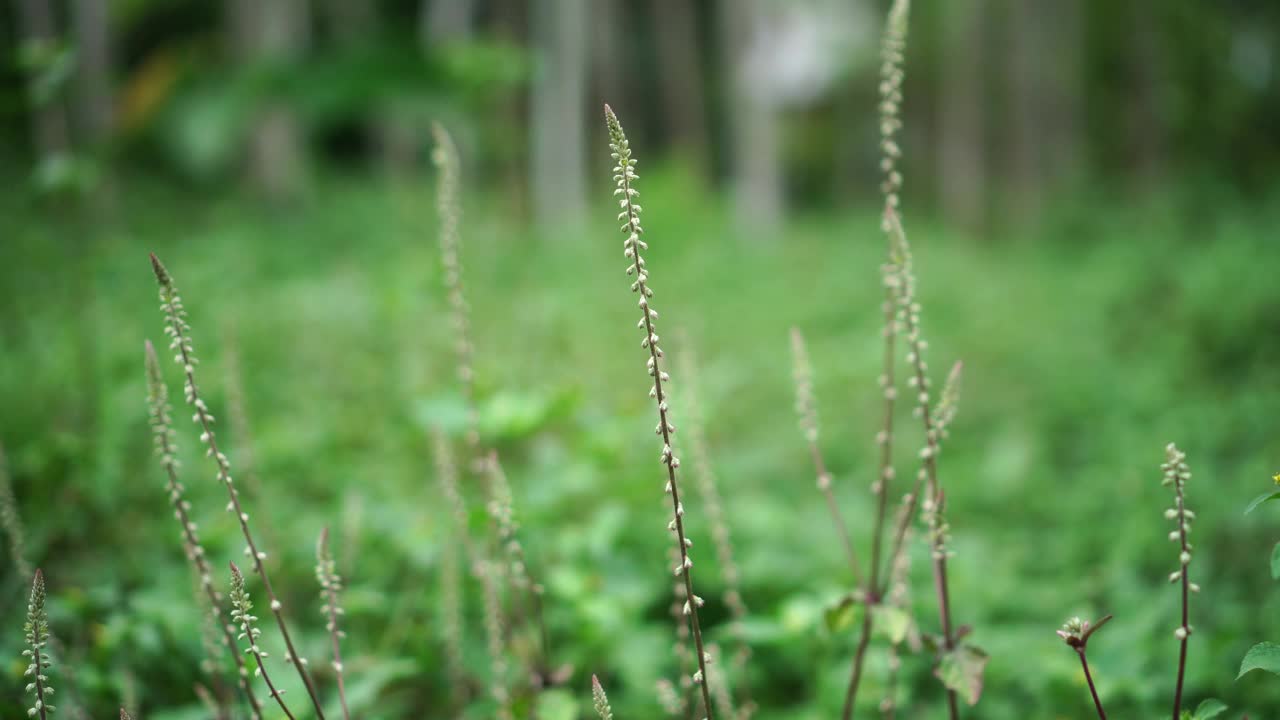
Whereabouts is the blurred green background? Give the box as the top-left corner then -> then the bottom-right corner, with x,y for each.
2,1 -> 1280,718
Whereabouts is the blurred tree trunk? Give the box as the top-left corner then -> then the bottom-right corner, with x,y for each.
16,0 -> 72,162
653,0 -> 709,177
1005,0 -> 1082,226
229,0 -> 310,202
936,0 -> 987,233
719,0 -> 783,235
422,0 -> 475,44
71,0 -> 113,145
1129,0 -> 1166,187
531,0 -> 588,229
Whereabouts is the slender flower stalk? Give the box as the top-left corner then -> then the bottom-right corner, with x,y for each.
432,428 -> 503,713
23,569 -> 54,719
145,339 -> 263,719
431,123 -> 480,452
605,103 -> 714,720
316,528 -> 351,720
877,203 -> 964,718
480,557 -> 512,720
429,426 -> 471,709
879,515 -> 915,720
432,124 -> 552,683
592,674 -> 615,720
664,544 -> 695,717
705,644 -> 737,720
149,253 -> 326,719
228,562 -> 295,718
1056,615 -> 1113,720
789,328 -> 862,585
678,341 -> 752,710
484,453 -> 551,675
1162,444 -> 1197,720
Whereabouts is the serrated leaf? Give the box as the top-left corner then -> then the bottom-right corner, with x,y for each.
1245,491 -> 1280,515
935,644 -> 988,706
1238,642 -> 1280,679
1192,698 -> 1228,719
872,605 -> 911,645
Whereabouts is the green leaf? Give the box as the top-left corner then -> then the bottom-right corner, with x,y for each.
1238,642 -> 1280,679
1272,543 -> 1280,580
823,593 -> 863,634
872,605 -> 912,645
1245,491 -> 1280,515
535,689 -> 579,720
935,643 -> 989,706
1192,698 -> 1229,719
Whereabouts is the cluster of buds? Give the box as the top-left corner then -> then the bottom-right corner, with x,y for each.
23,569 -> 55,718
592,675 -> 614,720
1055,614 -> 1112,651
1162,443 -> 1199,638
315,529 -> 347,667
229,563 -> 268,672
878,0 -> 910,209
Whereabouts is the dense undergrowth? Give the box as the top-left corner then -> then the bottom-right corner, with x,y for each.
1,163 -> 1279,717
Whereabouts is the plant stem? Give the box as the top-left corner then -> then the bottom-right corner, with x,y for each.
606,104 -> 714,719
317,528 -> 352,720
885,207 -> 961,719
229,562 -> 295,720
147,340 -> 263,719
1078,650 -> 1107,720
1173,550 -> 1190,720
151,254 -> 326,719
840,230 -> 904,720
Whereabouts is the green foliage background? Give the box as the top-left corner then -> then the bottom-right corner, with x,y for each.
1,166 -> 1279,717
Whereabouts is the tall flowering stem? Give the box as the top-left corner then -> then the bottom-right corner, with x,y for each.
23,569 -> 54,719
228,562 -> 294,718
431,124 -> 551,682
790,328 -> 862,585
604,103 -> 714,720
430,123 -> 480,451
679,342 -> 752,713
429,427 -> 470,709
1162,444 -> 1197,720
431,429 -> 507,717
145,340 -> 263,720
149,253 -> 327,719
316,528 -> 351,720
484,453 -> 551,674
834,3 -> 912,715
882,206 -> 961,719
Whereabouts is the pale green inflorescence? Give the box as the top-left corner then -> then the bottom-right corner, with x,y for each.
1163,443 -> 1199,638
879,0 -> 911,212
315,529 -> 347,663
606,103 -> 713,719
23,569 -> 55,718
592,675 -> 614,720
229,562 -> 268,670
